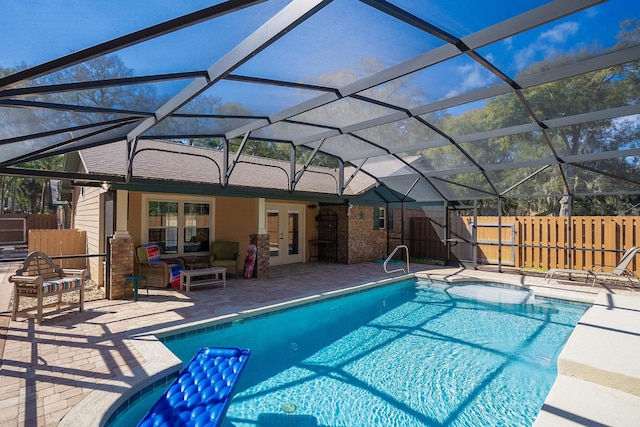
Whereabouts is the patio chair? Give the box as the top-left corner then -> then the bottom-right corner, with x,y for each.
545,246 -> 639,287
209,241 -> 240,277
136,244 -> 183,288
588,246 -> 639,287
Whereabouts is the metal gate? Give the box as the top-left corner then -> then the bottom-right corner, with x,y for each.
314,213 -> 338,262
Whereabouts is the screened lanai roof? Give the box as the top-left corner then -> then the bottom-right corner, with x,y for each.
1,0 -> 639,204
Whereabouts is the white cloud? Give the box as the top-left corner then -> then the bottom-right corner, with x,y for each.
513,21 -> 580,71
539,22 -> 579,44
445,62 -> 495,98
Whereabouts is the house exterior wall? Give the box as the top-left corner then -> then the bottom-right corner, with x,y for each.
129,194 -> 317,277
72,183 -> 436,286
347,205 -> 387,264
72,186 -> 104,285
316,204 -> 433,265
128,192 -> 143,244
215,197 -> 257,251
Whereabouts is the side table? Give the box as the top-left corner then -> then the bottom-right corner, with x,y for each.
125,275 -> 148,301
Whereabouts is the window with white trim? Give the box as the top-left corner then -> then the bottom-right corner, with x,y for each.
143,195 -> 213,255
378,207 -> 386,230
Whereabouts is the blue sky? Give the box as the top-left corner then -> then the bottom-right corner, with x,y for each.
1,0 -> 637,109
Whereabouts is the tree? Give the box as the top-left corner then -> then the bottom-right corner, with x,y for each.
422,18 -> 640,215
1,56 -> 157,212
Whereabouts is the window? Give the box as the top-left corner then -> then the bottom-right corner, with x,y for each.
148,201 -> 178,254
378,207 -> 386,230
144,196 -> 213,255
184,203 -> 210,253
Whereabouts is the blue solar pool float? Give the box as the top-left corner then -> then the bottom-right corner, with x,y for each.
138,347 -> 251,427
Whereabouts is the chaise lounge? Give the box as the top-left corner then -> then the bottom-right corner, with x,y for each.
545,246 -> 639,287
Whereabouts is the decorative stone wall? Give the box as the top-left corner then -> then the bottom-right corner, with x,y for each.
347,205 -> 387,263
109,236 -> 134,300
249,233 -> 270,278
317,205 -> 385,264
316,205 -> 432,264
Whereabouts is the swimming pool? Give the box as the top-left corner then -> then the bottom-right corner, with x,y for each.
108,278 -> 587,426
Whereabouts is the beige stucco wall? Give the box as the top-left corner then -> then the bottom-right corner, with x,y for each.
128,192 -> 142,245
214,196 -> 257,251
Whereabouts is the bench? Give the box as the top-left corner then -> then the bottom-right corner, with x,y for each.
180,267 -> 226,292
10,251 -> 86,324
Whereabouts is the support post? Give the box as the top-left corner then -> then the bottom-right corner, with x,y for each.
473,200 -> 478,270
497,197 -> 503,273
567,194 -> 573,270
108,189 -> 132,299
249,233 -> 270,278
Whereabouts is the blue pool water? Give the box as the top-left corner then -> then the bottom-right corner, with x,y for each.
109,279 -> 587,427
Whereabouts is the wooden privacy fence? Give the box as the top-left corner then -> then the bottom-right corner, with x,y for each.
411,216 -> 640,277
28,229 -> 87,269
0,213 -> 57,243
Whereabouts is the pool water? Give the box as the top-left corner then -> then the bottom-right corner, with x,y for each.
110,279 -> 587,427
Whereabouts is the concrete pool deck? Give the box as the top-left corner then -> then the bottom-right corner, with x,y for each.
0,261 -> 639,426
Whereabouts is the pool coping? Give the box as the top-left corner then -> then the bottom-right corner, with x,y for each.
61,270 -> 608,426
533,291 -> 640,426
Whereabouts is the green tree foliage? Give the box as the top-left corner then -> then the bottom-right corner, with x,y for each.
1,56 -> 155,212
422,19 -> 640,215
2,19 -> 638,214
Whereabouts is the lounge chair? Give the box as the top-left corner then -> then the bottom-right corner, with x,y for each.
545,247 -> 639,287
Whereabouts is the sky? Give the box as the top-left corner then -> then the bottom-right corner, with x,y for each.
0,0 -> 638,109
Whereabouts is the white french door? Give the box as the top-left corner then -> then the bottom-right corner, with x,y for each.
266,203 -> 304,265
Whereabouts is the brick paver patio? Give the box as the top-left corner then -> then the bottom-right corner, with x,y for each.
0,260 -> 633,426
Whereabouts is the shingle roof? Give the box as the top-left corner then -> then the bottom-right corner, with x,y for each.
79,139 -> 378,197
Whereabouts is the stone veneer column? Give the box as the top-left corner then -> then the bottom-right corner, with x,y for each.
109,236 -> 134,300
249,233 -> 270,278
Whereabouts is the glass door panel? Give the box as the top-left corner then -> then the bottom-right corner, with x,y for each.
288,211 -> 299,255
267,210 -> 280,257
266,203 -> 304,265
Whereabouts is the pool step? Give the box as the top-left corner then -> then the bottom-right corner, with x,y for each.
534,292 -> 640,426
557,292 -> 640,397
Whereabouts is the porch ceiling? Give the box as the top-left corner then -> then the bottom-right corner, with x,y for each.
0,0 -> 639,203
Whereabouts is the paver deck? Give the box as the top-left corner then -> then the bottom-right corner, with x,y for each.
1,261 -> 638,426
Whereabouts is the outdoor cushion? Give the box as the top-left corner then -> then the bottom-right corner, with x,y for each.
42,277 -> 83,293
210,242 -> 240,277
144,244 -> 162,263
